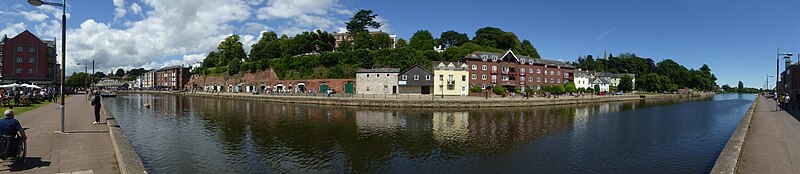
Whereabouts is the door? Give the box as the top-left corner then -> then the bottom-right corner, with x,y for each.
392,86 -> 397,94
319,84 -> 329,93
461,85 -> 467,96
421,86 -> 431,94
344,82 -> 354,94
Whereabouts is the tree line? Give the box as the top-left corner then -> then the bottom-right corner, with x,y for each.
193,9 -> 543,80
573,54 -> 717,92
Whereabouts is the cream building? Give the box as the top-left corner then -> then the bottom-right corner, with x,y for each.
433,61 -> 470,96
356,68 -> 400,94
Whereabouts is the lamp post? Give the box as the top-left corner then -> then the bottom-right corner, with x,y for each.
77,61 -> 86,98
777,48 -> 793,111
28,0 -> 66,133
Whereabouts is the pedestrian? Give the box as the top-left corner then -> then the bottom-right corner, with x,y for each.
90,91 -> 101,124
785,95 -> 791,110
779,94 -> 786,110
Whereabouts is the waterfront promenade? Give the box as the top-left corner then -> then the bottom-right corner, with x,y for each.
0,95 -> 119,174
737,96 -> 800,173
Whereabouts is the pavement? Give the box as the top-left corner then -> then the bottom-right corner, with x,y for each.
0,94 -> 119,174
738,96 -> 800,174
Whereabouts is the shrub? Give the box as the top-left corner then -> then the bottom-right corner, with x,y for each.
492,85 -> 507,95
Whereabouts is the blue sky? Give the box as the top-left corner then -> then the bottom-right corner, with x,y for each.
1,0 -> 798,88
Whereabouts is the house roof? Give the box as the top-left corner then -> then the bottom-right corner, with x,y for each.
591,77 -> 611,84
463,51 -> 575,68
357,68 -> 400,73
432,61 -> 468,70
158,65 -> 188,71
399,65 -> 432,75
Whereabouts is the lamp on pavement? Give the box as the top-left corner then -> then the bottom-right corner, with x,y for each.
27,0 -> 67,133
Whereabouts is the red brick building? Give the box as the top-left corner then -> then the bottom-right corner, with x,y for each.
463,50 -> 575,92
0,30 -> 57,84
155,65 -> 190,90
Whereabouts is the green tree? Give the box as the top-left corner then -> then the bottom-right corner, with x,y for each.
738,81 -> 744,93
396,38 -> 408,48
228,59 -> 241,75
618,74 -> 634,92
565,81 -> 576,93
249,31 -> 281,61
338,40 -> 353,51
218,35 -> 246,66
518,39 -> 540,58
594,84 -> 601,92
346,9 -> 382,33
438,30 -> 469,48
555,85 -> 566,94
352,31 -> 373,50
493,85 -> 507,95
203,51 -> 219,67
371,32 -> 394,49
409,30 -> 436,50
115,68 -> 125,77
473,27 -> 505,49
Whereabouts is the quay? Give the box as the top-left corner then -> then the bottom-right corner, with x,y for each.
713,95 -> 800,173
0,94 -> 144,174
125,91 -> 713,108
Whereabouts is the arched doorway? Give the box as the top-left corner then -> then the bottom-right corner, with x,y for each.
344,82 -> 354,94
319,83 -> 329,93
297,83 -> 306,93
275,84 -> 285,93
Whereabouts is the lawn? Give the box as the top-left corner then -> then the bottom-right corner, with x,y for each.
0,95 -> 71,116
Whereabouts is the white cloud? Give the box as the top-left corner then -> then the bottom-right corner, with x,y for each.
113,0 -> 126,19
130,3 -> 142,15
241,22 -> 271,34
371,16 -> 391,33
20,11 -> 48,22
62,0 -> 251,74
256,0 -> 335,19
0,23 -> 26,37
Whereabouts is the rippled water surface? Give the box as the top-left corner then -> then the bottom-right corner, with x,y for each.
105,93 -> 756,173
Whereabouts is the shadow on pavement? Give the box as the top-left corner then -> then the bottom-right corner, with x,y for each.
67,130 -> 109,134
7,157 -> 51,172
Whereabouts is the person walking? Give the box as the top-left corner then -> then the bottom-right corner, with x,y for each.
90,91 -> 101,124
785,95 -> 791,110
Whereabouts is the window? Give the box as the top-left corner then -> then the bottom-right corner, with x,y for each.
529,68 -> 533,74
15,68 -> 21,74
491,75 -> 497,81
519,68 -> 525,74
16,46 -> 22,52
472,74 -> 477,80
529,77 -> 533,82
537,77 -> 541,82
482,65 -> 487,70
448,75 -> 454,81
536,69 -> 541,74
550,78 -> 555,83
386,74 -> 390,77
502,76 -> 509,81
462,75 -> 466,81
366,74 -> 370,77
402,75 -> 407,80
492,66 -> 497,72
482,74 -> 487,80
29,47 -> 35,53
481,55 -> 488,61
544,78 -> 548,83
440,75 -> 444,81
472,64 -> 477,70
557,71 -> 561,75
29,58 -> 35,64
551,71 -> 555,75
377,74 -> 380,77
557,78 -> 561,83
426,75 -> 431,80
28,68 -> 33,74
414,75 -> 419,80
564,73 -> 569,78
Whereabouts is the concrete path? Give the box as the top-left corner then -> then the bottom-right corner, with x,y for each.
0,95 -> 118,174
738,96 -> 800,174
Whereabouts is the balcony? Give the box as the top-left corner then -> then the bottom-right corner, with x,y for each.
447,79 -> 455,85
491,71 -> 498,75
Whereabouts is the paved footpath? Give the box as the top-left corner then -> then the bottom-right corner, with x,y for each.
0,95 -> 118,174
738,96 -> 800,174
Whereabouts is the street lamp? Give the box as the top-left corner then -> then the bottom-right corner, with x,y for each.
777,48 -> 793,111
77,61 -> 87,94
28,0 -> 66,133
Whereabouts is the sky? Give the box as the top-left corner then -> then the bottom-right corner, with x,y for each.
1,0 -> 798,88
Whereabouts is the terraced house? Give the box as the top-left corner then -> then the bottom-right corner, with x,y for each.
463,50 -> 575,92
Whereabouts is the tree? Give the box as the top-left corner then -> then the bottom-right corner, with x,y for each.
228,59 -> 241,75
352,31 -> 373,50
565,81 -> 576,93
346,9 -> 382,33
371,32 -> 394,49
115,68 -> 125,77
738,81 -> 744,93
493,85 -> 507,95
218,35 -> 246,66
409,30 -> 436,51
249,31 -> 281,61
473,27 -> 505,49
618,74 -> 634,92
338,40 -> 353,52
396,38 -> 408,48
438,30 -> 469,48
555,85 -> 566,94
203,51 -> 219,67
594,84 -> 601,92
518,39 -> 540,58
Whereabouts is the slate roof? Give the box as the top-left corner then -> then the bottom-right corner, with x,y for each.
357,68 -> 400,73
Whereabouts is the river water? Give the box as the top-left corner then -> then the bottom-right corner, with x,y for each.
104,93 -> 755,173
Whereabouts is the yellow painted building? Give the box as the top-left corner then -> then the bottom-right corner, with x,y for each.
433,61 -> 470,96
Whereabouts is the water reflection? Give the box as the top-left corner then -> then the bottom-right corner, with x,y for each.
106,94 -> 747,173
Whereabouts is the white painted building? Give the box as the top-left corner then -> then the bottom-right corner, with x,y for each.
573,69 -> 636,91
142,70 -> 156,89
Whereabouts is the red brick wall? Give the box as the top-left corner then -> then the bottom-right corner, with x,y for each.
2,31 -> 52,81
186,69 -> 355,93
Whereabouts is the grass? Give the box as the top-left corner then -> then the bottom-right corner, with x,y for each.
0,95 -> 72,116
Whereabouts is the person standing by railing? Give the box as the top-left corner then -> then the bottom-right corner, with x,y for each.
90,91 -> 102,124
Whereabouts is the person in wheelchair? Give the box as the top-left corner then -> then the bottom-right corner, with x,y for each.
0,109 -> 25,157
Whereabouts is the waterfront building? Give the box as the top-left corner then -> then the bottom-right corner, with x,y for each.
463,50 -> 575,92
154,65 -> 190,90
590,77 -> 611,92
142,70 -> 156,89
356,68 -> 400,94
574,69 -> 636,91
432,61 -> 469,96
398,65 -> 433,94
0,30 -> 58,85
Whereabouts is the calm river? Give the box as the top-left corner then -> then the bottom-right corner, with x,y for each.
105,93 -> 755,173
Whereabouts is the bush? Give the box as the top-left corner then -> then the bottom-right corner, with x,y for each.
492,85 -> 507,95
470,85 -> 483,93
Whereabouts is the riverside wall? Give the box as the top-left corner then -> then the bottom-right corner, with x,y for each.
122,91 -> 714,108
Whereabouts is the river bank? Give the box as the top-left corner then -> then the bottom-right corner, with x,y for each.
120,91 -> 714,108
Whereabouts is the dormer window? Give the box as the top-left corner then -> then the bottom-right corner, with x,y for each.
481,55 -> 488,61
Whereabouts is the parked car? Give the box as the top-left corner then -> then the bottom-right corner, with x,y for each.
596,92 -> 606,95
614,91 -> 623,95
